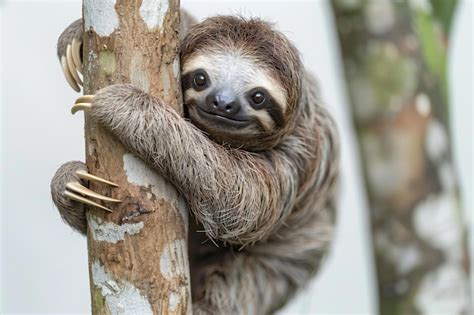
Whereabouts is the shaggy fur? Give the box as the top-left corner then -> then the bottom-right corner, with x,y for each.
181,16 -> 302,151
50,161 -> 88,233
52,12 -> 339,314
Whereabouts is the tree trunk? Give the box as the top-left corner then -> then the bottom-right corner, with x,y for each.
331,0 -> 470,314
81,1 -> 191,313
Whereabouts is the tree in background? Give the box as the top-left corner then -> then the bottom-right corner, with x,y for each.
331,0 -> 470,314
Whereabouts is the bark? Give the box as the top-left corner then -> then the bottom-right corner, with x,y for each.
81,1 -> 191,314
331,0 -> 470,314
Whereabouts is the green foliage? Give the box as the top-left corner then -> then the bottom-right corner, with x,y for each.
430,0 -> 458,34
411,1 -> 458,122
414,11 -> 446,81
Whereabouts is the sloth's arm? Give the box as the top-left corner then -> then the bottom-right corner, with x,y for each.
77,84 -> 300,246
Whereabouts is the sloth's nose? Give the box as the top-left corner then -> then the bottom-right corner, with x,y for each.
207,91 -> 240,115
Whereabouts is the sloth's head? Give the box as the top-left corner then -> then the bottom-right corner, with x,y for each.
180,16 -> 303,151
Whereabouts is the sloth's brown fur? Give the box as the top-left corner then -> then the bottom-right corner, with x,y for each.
52,12 -> 339,314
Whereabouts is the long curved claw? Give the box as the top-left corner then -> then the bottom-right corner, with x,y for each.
76,170 -> 118,187
71,38 -> 83,73
76,95 -> 94,104
61,55 -> 80,92
65,171 -> 120,212
66,182 -> 121,203
71,95 -> 95,114
65,190 -> 113,212
66,44 -> 83,86
71,103 -> 92,114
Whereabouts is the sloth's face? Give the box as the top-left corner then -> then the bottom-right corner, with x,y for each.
181,52 -> 288,147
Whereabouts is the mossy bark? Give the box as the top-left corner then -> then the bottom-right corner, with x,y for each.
82,1 -> 191,314
331,0 -> 470,314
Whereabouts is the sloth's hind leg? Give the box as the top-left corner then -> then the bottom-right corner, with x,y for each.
192,207 -> 334,314
192,251 -> 296,315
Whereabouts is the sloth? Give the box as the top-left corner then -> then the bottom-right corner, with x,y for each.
52,10 -> 339,314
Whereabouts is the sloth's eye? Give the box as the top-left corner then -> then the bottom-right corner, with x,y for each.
194,74 -> 206,86
193,72 -> 207,89
251,91 -> 266,106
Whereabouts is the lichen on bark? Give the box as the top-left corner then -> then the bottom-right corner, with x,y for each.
82,0 -> 191,313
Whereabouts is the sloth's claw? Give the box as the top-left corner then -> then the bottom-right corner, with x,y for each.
64,171 -> 120,212
71,103 -> 92,114
66,182 -> 121,203
64,190 -> 113,212
67,44 -> 83,86
61,42 -> 83,92
61,55 -> 80,92
76,95 -> 94,104
76,170 -> 119,187
71,38 -> 83,73
71,95 -> 94,114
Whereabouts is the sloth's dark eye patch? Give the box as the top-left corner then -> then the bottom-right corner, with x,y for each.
247,88 -> 269,110
192,69 -> 210,91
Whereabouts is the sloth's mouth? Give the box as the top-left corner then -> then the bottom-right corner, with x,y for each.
194,106 -> 252,128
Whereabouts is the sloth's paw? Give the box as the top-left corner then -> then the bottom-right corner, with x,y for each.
52,161 -> 120,214
59,37 -> 83,93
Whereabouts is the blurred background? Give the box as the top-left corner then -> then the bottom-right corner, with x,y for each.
0,0 -> 472,314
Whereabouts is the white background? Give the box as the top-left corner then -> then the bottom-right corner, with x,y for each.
0,0 -> 472,313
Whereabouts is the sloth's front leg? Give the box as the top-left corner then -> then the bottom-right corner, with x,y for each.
71,84 -> 297,245
51,161 -> 121,234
